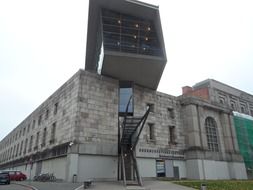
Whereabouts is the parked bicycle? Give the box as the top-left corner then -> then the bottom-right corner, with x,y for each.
33,173 -> 56,182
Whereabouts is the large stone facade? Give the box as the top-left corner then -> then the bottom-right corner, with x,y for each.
0,71 -> 248,181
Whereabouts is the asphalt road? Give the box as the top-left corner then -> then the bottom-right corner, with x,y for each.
0,183 -> 30,190
17,181 -> 83,190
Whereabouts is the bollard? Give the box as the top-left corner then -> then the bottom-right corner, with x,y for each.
200,183 -> 207,190
72,174 -> 77,183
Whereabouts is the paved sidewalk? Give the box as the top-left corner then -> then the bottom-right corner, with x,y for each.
16,181 -> 82,190
75,180 -> 196,190
16,180 -> 196,190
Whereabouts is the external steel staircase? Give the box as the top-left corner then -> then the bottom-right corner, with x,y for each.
119,96 -> 150,186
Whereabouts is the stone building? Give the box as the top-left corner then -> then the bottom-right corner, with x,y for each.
0,0 -> 249,183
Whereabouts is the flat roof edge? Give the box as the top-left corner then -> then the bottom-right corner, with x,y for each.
125,0 -> 159,10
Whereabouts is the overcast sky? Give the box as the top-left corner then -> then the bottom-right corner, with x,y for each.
1,0 -> 253,141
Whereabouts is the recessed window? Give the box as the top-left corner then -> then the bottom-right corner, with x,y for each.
32,120 -> 36,129
148,123 -> 155,141
15,143 -> 19,157
167,108 -> 175,119
230,101 -> 236,110
54,103 -> 58,115
34,132 -> 40,150
38,115 -> 42,126
50,122 -> 56,144
41,128 -> 47,147
240,103 -> 247,114
23,127 -> 26,136
23,138 -> 28,155
19,141 -> 23,156
147,103 -> 155,112
250,110 -> 253,117
28,135 -> 33,152
13,145 -> 16,158
218,94 -> 226,104
205,117 -> 219,152
45,109 -> 49,120
169,126 -> 176,144
27,124 -> 30,133
9,147 -> 13,160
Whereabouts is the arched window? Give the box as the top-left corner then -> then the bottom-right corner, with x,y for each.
205,117 -> 219,152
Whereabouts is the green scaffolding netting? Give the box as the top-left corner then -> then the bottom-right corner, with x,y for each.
233,113 -> 253,170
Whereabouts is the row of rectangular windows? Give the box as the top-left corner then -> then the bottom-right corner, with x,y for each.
147,123 -> 176,144
146,103 -> 175,119
0,122 -> 56,164
218,96 -> 253,116
0,103 -> 59,151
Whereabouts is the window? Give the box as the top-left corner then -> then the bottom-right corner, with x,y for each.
9,147 -> 12,160
218,94 -> 226,104
167,108 -> 175,119
205,117 -> 219,152
28,135 -> 33,152
101,9 -> 162,56
13,145 -> 16,158
45,109 -> 49,120
19,141 -> 23,156
23,127 -> 26,136
219,97 -> 225,104
230,101 -> 236,110
146,103 -> 155,112
119,82 -> 133,116
148,123 -> 155,141
32,120 -> 36,129
27,124 -> 30,133
23,138 -> 28,155
34,132 -> 40,150
240,103 -> 247,114
50,122 -> 56,144
169,126 -> 176,144
38,115 -> 42,126
54,103 -> 58,115
250,109 -> 253,117
19,130 -> 22,138
15,143 -> 19,157
42,128 -> 47,147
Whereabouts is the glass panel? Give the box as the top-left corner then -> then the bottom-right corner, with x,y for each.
102,9 -> 162,56
119,88 -> 133,114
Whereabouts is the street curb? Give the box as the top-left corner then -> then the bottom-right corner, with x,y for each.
74,185 -> 83,190
12,182 -> 39,190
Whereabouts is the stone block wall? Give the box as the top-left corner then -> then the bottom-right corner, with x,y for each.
133,85 -> 185,153
0,70 -> 81,166
74,71 -> 119,156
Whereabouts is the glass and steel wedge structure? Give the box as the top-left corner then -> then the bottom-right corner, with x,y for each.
85,0 -> 167,90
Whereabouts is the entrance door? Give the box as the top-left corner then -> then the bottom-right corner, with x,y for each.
173,166 -> 180,179
35,161 -> 42,176
156,160 -> 165,177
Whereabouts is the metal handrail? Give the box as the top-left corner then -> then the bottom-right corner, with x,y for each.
132,106 -> 150,149
121,95 -> 133,142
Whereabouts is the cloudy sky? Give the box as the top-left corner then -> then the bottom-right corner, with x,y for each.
0,0 -> 253,140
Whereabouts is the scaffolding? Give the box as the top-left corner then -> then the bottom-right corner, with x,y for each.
233,112 -> 253,176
